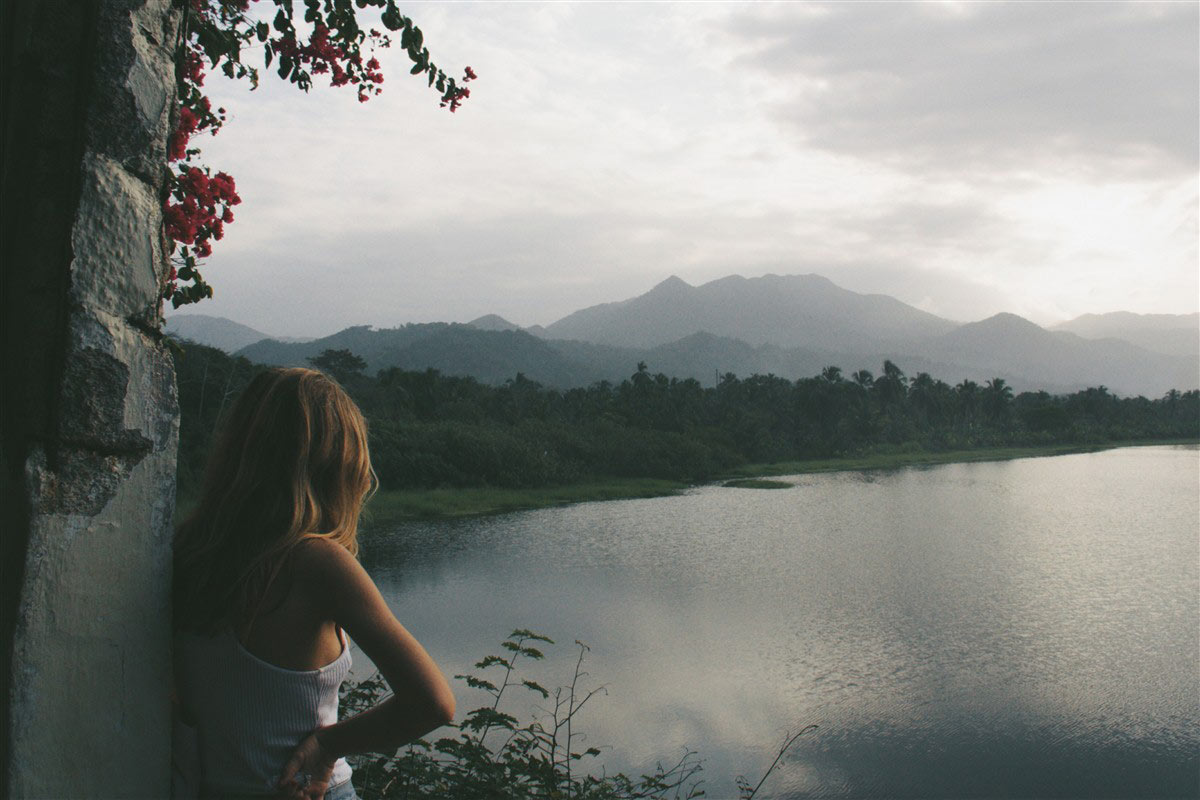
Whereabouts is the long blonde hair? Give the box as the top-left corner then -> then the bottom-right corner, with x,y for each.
174,367 -> 375,633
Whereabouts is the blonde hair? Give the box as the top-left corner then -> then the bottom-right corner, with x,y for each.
174,367 -> 375,633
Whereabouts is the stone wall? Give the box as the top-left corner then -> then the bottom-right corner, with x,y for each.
1,1 -> 180,796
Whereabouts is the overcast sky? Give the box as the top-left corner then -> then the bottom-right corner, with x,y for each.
169,1 -> 1199,339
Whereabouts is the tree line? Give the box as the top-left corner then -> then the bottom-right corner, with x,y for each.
174,343 -> 1200,493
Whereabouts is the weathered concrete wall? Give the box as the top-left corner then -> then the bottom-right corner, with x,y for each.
1,1 -> 180,796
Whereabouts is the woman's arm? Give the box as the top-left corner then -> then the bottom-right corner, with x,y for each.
278,538 -> 455,797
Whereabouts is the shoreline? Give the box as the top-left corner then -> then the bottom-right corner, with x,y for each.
360,438 -> 1198,528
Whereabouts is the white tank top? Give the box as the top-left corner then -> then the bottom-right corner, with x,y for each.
174,628 -> 353,796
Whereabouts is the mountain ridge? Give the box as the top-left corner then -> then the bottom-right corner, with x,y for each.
543,273 -> 958,351
171,273 -> 1198,397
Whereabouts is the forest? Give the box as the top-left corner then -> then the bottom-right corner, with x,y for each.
173,341 -> 1200,495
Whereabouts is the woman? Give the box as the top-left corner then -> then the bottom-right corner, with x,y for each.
173,368 -> 455,799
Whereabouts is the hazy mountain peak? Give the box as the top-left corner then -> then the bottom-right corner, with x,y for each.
651,275 -> 693,293
544,271 -> 958,350
165,313 -> 278,352
1052,311 -> 1199,358
467,314 -> 521,332
1057,311 -> 1200,331
972,312 -> 1044,330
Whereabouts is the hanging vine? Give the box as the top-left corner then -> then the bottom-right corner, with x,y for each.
163,0 -> 476,308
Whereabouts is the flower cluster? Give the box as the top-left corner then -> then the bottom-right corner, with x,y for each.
272,24 -> 387,103
164,167 -> 240,256
163,30 -> 233,306
163,166 -> 240,303
441,65 -> 477,112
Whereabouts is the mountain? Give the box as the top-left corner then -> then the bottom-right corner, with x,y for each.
1052,312 -> 1199,359
542,273 -> 958,351
467,314 -> 522,332
236,324 -> 596,387
164,313 -> 278,352
919,313 -> 1197,397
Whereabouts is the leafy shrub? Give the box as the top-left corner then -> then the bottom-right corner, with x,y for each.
341,631 -> 816,800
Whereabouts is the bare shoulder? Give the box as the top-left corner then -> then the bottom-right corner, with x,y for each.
291,537 -> 370,595
292,535 -> 357,570
291,537 -> 382,615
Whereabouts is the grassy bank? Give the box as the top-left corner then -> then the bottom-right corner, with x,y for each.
723,439 -> 1198,479
361,477 -> 687,527
360,439 -> 1197,527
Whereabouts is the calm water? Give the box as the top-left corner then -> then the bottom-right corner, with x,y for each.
359,445 -> 1200,799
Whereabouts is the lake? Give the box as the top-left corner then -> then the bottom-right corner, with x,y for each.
359,445 -> 1200,799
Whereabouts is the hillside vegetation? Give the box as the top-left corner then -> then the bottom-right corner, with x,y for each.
174,342 -> 1199,506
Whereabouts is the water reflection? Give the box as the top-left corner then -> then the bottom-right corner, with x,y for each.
361,446 -> 1200,799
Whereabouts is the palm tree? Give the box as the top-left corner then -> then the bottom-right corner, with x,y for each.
874,360 -> 907,406
852,369 -> 874,390
983,378 -> 1014,422
909,372 -> 939,425
955,379 -> 981,431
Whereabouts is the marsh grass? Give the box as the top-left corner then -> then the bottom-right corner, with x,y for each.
361,478 -> 686,526
359,442 -> 1197,525
722,479 -> 793,489
719,440 -> 1197,479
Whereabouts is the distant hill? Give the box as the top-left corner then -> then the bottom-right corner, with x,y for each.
164,313 -> 278,352
918,313 -> 1198,397
467,314 -> 522,332
236,324 -> 596,387
543,273 -> 958,351
1052,312 -> 1199,359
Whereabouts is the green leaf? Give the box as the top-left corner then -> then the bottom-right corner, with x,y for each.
455,675 -> 498,692
521,680 -> 549,699
474,655 -> 509,669
273,9 -> 289,33
278,56 -> 293,80
409,63 -> 423,75
461,707 -> 518,732
256,22 -> 269,42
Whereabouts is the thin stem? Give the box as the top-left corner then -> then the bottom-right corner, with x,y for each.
743,725 -> 818,800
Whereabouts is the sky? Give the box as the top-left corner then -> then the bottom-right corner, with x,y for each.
169,1 -> 1200,339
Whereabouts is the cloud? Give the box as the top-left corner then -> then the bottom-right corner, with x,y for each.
723,2 -> 1199,178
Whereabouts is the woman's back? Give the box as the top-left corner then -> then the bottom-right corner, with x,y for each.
173,369 -> 454,799
175,542 -> 355,795
174,627 -> 352,795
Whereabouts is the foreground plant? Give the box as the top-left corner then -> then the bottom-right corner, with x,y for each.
341,630 -> 815,799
